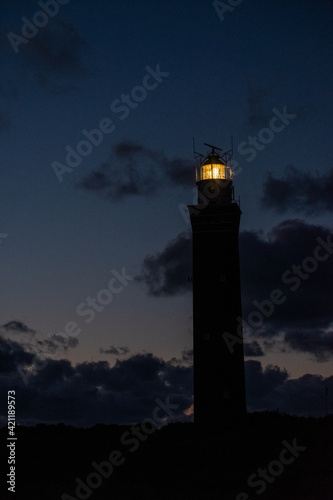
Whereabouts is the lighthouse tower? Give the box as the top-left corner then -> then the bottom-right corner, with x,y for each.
188,144 -> 246,426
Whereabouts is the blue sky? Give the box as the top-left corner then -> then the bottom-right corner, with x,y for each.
0,0 -> 333,425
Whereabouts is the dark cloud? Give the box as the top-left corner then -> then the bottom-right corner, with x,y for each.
137,219 -> 333,329
15,20 -> 87,93
246,360 -> 333,416
0,346 -> 331,423
0,336 -> 34,373
0,352 -> 193,426
106,353 -> 165,387
136,232 -> 192,297
78,140 -> 195,201
137,219 -> 333,359
261,165 -> 333,214
244,341 -> 264,357
273,373 -> 333,416
284,329 -> 333,362
245,360 -> 289,410
99,345 -> 130,356
240,219 -> 333,333
2,320 -> 36,334
23,20 -> 86,73
239,219 -> 333,360
246,83 -> 272,127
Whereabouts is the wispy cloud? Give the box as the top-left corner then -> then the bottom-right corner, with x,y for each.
261,165 -> 333,214
100,345 -> 130,356
21,19 -> 86,73
78,140 -> 195,201
1,320 -> 78,355
12,19 -> 87,93
3,320 -> 36,334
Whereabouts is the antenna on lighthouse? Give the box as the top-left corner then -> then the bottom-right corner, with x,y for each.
193,138 -> 205,163
204,142 -> 223,153
203,142 -> 233,165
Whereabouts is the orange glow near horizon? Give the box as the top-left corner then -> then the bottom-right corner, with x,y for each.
184,403 -> 194,416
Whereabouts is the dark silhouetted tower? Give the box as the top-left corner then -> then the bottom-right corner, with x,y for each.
188,144 -> 246,426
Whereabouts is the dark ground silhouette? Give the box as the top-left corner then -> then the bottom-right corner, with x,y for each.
1,412 -> 332,500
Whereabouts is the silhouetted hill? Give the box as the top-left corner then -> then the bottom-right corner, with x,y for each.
1,412 -> 332,500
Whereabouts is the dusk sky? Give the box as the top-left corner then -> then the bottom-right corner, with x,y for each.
1,0 -> 333,426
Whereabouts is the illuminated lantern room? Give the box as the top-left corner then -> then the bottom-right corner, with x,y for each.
195,144 -> 234,205
196,152 -> 232,182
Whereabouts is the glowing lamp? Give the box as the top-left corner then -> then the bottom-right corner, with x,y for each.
197,153 -> 232,182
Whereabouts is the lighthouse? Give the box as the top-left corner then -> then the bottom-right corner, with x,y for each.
188,144 -> 246,425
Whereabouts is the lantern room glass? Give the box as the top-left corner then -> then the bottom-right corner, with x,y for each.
197,162 -> 232,181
